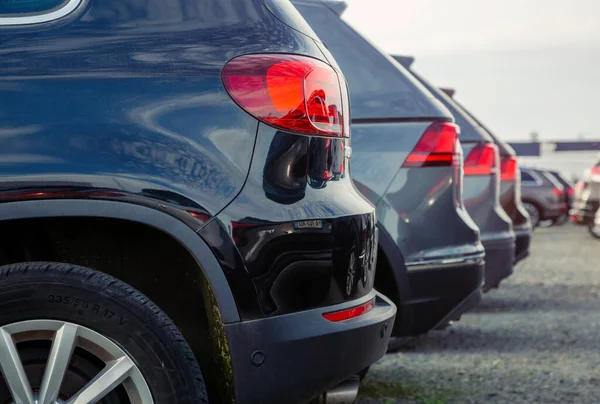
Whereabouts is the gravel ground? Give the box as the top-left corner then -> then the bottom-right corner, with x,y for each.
357,224 -> 600,404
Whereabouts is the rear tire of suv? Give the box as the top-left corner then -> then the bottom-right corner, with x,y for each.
523,202 -> 540,228
0,262 -> 208,404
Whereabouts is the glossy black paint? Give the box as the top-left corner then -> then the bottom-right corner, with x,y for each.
213,124 -> 377,319
295,1 -> 485,337
0,0 -> 392,402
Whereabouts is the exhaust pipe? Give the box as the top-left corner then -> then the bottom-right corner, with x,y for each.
316,376 -> 360,404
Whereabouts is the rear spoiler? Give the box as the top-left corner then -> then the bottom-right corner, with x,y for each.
390,55 -> 415,69
440,88 -> 456,98
290,0 -> 347,16
326,0 -> 348,15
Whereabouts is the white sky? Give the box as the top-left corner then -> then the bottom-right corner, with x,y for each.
343,0 -> 600,141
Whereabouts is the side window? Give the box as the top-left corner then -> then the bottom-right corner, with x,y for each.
294,2 -> 440,120
521,171 -> 537,185
0,0 -> 82,25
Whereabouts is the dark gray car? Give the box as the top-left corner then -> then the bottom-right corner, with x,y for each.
521,168 -> 569,227
439,88 -> 532,263
294,0 -> 485,337
394,56 -> 516,291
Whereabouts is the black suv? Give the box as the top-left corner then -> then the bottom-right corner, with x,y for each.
294,0 -> 485,339
0,1 -> 396,403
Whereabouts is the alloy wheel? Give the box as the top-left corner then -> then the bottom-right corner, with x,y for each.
0,320 -> 153,404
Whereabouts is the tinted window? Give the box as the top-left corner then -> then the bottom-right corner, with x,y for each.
294,2 -> 447,120
0,0 -> 67,14
521,171 -> 536,183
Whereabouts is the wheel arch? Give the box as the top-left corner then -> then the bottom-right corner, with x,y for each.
0,199 -> 239,323
0,199 -> 240,402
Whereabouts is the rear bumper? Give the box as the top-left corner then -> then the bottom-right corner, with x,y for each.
513,226 -> 531,264
224,290 -> 396,404
397,255 -> 485,336
482,235 -> 516,290
543,205 -> 568,220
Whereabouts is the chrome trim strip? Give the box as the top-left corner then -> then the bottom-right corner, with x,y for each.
405,253 -> 485,272
0,0 -> 83,26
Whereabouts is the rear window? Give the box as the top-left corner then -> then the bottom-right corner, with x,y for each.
293,2 -> 448,120
0,0 -> 81,24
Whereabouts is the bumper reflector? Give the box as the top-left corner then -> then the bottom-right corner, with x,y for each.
322,298 -> 375,322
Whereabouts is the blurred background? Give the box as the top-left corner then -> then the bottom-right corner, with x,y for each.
344,0 -> 600,180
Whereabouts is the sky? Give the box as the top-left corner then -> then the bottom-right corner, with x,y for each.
343,0 -> 600,141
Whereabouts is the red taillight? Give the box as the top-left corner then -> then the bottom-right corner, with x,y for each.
592,166 -> 600,175
222,54 -> 348,138
500,156 -> 517,181
568,187 -> 574,196
552,187 -> 563,197
322,298 -> 375,322
464,143 -> 498,176
402,122 -> 459,168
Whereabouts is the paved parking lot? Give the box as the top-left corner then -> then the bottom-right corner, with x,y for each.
358,224 -> 600,403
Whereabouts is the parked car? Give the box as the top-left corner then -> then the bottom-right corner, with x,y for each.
571,161 -> 600,228
394,56 -> 516,291
520,168 -> 568,227
439,87 -> 532,263
547,170 -> 574,222
293,1 -> 485,338
0,1 -> 396,403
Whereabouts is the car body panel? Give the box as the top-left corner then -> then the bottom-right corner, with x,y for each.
294,1 -> 484,337
548,170 -> 574,210
208,124 -> 379,320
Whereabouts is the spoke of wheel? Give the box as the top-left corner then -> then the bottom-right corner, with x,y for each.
65,356 -> 134,404
38,323 -> 79,404
0,328 -> 34,404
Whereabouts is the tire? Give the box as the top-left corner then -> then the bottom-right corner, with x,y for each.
523,202 -> 541,228
0,262 -> 208,404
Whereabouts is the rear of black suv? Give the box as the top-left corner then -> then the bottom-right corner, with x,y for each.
397,57 -> 516,291
0,1 -> 394,403
294,0 -> 485,338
